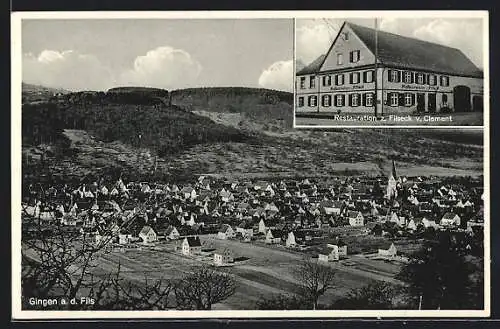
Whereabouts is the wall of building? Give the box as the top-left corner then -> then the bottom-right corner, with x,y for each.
320,24 -> 376,71
296,66 -> 483,114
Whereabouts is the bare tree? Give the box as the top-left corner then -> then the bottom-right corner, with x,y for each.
293,257 -> 336,310
174,265 -> 236,310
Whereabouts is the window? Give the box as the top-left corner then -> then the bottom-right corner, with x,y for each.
342,32 -> 349,40
350,93 -> 360,107
300,77 -> 306,89
365,93 -> 374,106
337,53 -> 343,65
350,72 -> 360,84
298,97 -> 304,107
389,93 -> 399,106
309,76 -> 316,89
440,76 -> 449,87
403,71 -> 412,83
335,74 -> 345,86
335,94 -> 345,107
322,95 -> 332,107
388,69 -> 400,82
404,93 -> 413,106
308,95 -> 317,107
322,75 -> 332,87
364,70 -> 374,83
350,50 -> 361,63
417,73 -> 424,85
442,94 -> 448,104
428,74 -> 437,86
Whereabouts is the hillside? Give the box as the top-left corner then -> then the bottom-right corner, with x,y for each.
170,87 -> 294,129
21,85 -> 483,184
22,83 -> 71,103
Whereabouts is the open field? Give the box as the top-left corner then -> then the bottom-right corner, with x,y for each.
84,236 -> 404,310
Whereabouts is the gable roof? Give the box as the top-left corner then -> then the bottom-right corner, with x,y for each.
185,236 -> 202,247
296,54 -> 327,75
299,21 -> 483,78
347,22 -> 483,78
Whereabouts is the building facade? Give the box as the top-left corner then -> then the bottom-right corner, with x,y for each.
295,22 -> 484,115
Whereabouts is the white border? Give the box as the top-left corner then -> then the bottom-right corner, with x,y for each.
292,11 -> 489,129
11,10 -> 490,320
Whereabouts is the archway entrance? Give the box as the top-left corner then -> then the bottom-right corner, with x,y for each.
453,85 -> 471,112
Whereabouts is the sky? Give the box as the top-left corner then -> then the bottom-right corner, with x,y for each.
22,19 -> 294,92
296,18 -> 484,69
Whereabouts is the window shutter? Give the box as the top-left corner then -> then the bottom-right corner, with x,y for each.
398,93 -> 404,106
424,74 -> 428,85
349,73 -> 353,84
341,74 -> 345,85
348,94 -> 352,106
411,94 -> 416,106
363,71 -> 367,83
388,69 -> 393,82
410,72 -> 415,83
396,71 -> 401,83
362,93 -> 367,106
349,51 -> 353,63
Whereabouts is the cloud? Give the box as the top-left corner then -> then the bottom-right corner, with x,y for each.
296,22 -> 335,65
119,46 -> 202,89
258,60 -> 293,92
23,50 -> 114,91
412,19 -> 483,68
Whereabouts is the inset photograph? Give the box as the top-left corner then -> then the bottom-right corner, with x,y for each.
294,16 -> 486,127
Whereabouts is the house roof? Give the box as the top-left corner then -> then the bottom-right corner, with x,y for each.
185,236 -> 202,247
299,22 -> 483,78
139,225 -> 154,236
349,22 -> 483,78
442,212 -> 459,219
296,54 -> 327,75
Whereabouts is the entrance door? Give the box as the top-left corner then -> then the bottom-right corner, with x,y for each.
428,93 -> 436,113
472,95 -> 483,112
453,85 -> 471,112
417,93 -> 425,112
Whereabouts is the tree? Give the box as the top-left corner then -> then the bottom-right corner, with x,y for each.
396,231 -> 480,309
331,281 -> 399,310
174,265 -> 236,310
293,258 -> 336,310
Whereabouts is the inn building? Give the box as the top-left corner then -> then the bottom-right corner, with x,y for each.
295,21 -> 484,115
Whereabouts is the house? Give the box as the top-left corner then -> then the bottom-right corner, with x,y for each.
378,242 -> 397,258
217,224 -> 235,240
138,226 -> 157,244
214,248 -> 234,266
296,21 -> 484,114
118,232 -> 133,245
236,222 -> 254,238
318,244 -> 339,262
163,226 -> 180,240
181,186 -> 197,200
321,200 -> 343,215
441,212 -> 461,226
181,236 -> 202,256
286,231 -> 297,247
423,218 -> 439,229
258,218 -> 267,234
331,240 -> 348,257
347,211 -> 364,226
265,229 -> 282,244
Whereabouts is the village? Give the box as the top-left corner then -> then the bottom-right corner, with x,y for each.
21,160 -> 484,269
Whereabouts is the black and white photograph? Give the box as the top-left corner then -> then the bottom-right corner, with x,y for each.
11,11 -> 489,319
294,14 -> 487,127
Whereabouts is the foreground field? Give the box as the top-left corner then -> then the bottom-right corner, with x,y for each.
92,236 -> 403,310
